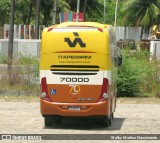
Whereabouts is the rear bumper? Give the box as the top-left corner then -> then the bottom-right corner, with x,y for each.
40,98 -> 109,117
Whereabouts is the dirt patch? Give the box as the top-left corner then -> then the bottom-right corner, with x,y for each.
0,102 -> 159,133
0,102 -> 160,143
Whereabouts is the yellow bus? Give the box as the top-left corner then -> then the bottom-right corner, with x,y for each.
40,22 -> 122,127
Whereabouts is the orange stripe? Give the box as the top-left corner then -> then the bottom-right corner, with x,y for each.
54,51 -> 96,53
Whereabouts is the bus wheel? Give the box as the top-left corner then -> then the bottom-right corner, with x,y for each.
95,118 -> 109,127
111,112 -> 114,119
101,120 -> 109,127
109,114 -> 113,126
54,118 -> 63,125
44,116 -> 53,127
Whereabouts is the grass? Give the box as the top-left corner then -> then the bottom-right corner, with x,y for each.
117,97 -> 160,104
0,54 -> 39,96
118,49 -> 160,97
0,95 -> 40,102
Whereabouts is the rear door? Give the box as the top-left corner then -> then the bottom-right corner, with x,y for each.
44,26 -> 109,103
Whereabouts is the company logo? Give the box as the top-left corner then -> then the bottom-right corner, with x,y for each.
58,55 -> 91,59
69,84 -> 81,94
64,32 -> 86,48
78,98 -> 95,101
2,135 -> 12,140
1,134 -> 42,141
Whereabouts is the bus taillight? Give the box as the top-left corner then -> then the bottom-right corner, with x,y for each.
98,78 -> 109,102
41,77 -> 52,102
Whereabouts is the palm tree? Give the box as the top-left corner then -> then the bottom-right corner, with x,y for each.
123,0 -> 160,28
8,0 -> 15,84
83,0 -> 88,15
83,0 -> 104,22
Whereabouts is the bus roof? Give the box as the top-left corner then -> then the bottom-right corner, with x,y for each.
51,22 -> 109,29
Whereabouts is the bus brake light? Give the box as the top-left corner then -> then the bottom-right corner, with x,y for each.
98,78 -> 109,102
41,77 -> 52,101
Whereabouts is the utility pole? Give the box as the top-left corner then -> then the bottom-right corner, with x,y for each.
53,0 -> 58,24
35,0 -> 41,39
76,0 -> 80,22
83,0 -> 88,21
114,0 -> 118,29
104,0 -> 106,23
8,0 -> 15,82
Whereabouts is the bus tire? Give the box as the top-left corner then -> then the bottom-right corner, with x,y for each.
101,120 -> 109,127
109,100 -> 113,126
44,116 -> 53,127
95,118 -> 109,127
109,114 -> 112,126
54,118 -> 63,125
112,112 -> 114,119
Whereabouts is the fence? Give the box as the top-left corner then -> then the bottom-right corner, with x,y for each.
150,40 -> 160,61
4,24 -> 45,39
1,26 -> 149,41
0,26 -> 158,96
0,26 -> 148,58
116,27 -> 142,42
0,39 -> 40,58
0,45 -> 39,95
0,62 -> 39,96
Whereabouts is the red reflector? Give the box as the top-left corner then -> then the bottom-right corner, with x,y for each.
98,28 -> 103,32
101,78 -> 108,93
41,77 -> 47,93
41,77 -> 46,85
47,27 -> 53,32
98,78 -> 109,102
41,77 -> 52,101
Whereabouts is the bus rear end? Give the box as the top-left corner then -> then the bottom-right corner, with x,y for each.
40,22 -> 115,127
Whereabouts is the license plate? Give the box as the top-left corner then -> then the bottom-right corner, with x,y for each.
69,106 -> 80,111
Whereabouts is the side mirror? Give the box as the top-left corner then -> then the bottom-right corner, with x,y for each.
118,55 -> 122,66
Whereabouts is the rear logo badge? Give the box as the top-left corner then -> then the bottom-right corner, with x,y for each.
78,98 -> 95,101
64,32 -> 86,48
69,84 -> 80,94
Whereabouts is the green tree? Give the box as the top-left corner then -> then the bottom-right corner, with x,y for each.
123,0 -> 160,27
58,0 -> 70,12
40,0 -> 53,26
0,0 -> 126,27
0,0 -> 10,26
15,0 -> 36,24
41,0 -> 71,25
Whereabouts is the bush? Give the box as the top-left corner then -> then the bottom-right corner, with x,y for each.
0,54 -> 8,64
118,48 -> 160,97
0,54 -> 39,95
